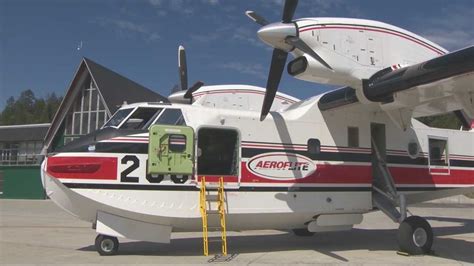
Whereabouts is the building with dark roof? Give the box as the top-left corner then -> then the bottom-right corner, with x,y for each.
43,57 -> 168,152
1,58 -> 168,199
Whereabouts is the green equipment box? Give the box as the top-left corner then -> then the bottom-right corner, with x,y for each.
148,125 -> 194,175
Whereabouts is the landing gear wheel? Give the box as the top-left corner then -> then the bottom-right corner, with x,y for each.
171,174 -> 188,184
292,228 -> 315,237
397,216 -> 433,255
95,234 -> 119,256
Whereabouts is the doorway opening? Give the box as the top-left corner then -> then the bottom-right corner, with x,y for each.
197,128 -> 239,180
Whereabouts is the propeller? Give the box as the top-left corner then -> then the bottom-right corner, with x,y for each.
246,0 -> 331,120
183,81 -> 204,99
285,36 -> 333,70
178,45 -> 188,91
245,11 -> 269,26
261,49 -> 288,121
177,45 -> 204,103
282,0 -> 298,23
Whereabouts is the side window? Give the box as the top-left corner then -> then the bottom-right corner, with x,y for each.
121,108 -> 163,130
348,127 -> 359,147
103,108 -> 133,128
155,109 -> 186,126
168,134 -> 186,152
429,138 -> 448,166
307,138 -> 321,154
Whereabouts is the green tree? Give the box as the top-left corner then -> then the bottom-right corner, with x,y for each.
417,113 -> 463,130
0,90 -> 63,125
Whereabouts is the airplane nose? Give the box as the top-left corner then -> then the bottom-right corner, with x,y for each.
257,22 -> 297,51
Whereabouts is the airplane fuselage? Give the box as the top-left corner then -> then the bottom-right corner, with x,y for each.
42,96 -> 474,242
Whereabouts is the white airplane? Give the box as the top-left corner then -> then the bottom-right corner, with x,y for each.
41,0 -> 473,257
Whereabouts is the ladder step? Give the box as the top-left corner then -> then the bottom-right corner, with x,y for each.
204,185 -> 220,190
206,195 -> 219,201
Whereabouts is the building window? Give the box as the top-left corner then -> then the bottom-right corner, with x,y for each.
64,78 -> 109,144
0,141 -> 43,165
348,127 -> 359,147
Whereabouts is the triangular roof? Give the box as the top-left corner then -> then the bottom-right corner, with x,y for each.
84,58 -> 167,113
43,57 -> 168,153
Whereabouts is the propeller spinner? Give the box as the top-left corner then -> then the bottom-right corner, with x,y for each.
246,0 -> 331,120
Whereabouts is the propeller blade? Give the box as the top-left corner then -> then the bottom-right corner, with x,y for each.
285,36 -> 333,70
245,10 -> 269,26
282,0 -> 298,23
178,45 -> 188,91
183,81 -> 204,102
261,49 -> 288,121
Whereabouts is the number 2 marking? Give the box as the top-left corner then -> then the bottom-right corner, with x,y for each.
121,155 -> 139,183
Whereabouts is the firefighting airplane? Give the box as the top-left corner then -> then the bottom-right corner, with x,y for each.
42,0 -> 473,257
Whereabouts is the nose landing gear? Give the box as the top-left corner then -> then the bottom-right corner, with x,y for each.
95,234 -> 119,256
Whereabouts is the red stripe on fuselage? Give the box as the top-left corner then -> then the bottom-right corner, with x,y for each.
241,162 -> 474,185
47,156 -> 117,180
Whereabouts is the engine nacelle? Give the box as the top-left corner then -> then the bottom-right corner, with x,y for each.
287,55 -> 361,87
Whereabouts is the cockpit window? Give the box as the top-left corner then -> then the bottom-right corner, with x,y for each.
103,108 -> 133,128
121,108 -> 163,130
155,109 -> 186,126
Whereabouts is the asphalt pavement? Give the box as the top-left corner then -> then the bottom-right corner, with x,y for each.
0,199 -> 473,264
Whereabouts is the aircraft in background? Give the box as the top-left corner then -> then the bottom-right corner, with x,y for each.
42,0 -> 473,256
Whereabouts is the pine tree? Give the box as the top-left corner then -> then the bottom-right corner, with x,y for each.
0,90 -> 63,125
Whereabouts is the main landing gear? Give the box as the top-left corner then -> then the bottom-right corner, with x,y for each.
95,234 -> 119,256
375,190 -> 434,255
375,192 -> 434,255
370,138 -> 433,255
397,216 -> 433,255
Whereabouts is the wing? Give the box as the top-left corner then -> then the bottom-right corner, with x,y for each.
360,46 -> 474,130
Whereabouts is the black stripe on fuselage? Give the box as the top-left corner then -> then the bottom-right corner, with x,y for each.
64,183 -> 370,191
95,142 -> 148,154
297,22 -> 445,54
85,142 -> 474,168
63,182 -> 460,192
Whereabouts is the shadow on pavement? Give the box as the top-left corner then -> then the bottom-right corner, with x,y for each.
78,216 -> 474,263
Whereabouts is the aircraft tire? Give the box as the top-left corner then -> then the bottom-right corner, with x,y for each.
171,174 -> 188,184
397,216 -> 433,255
292,228 -> 315,237
95,234 -> 119,256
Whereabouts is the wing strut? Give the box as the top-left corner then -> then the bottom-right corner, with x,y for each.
371,138 -> 407,223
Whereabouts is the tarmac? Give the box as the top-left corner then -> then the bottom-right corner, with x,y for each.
0,199 -> 473,265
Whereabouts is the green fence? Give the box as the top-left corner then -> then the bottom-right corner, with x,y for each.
0,165 -> 45,199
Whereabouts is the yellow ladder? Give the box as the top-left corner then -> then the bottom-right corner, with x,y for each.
199,176 -> 227,256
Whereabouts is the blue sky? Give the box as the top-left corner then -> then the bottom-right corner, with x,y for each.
1,0 -> 473,110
